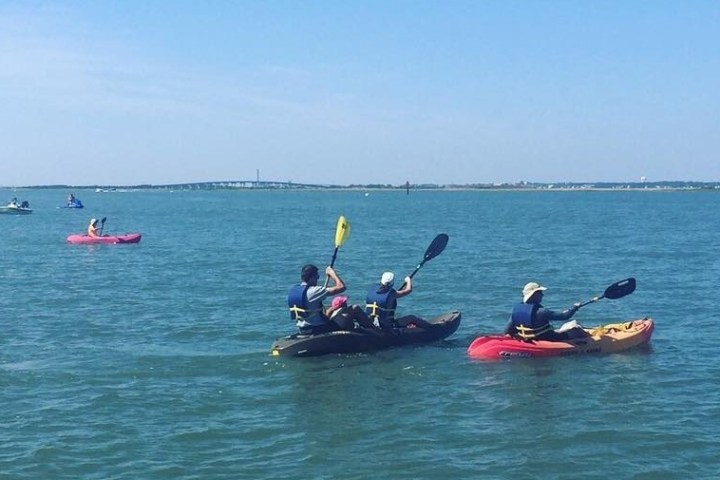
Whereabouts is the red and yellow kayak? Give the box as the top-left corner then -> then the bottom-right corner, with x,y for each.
467,318 -> 654,360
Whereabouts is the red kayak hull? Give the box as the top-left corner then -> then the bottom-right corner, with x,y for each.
467,318 -> 654,360
66,233 -> 142,245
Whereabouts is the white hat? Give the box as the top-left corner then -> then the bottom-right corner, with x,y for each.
90,218 -> 97,225
380,272 -> 395,286
522,282 -> 547,302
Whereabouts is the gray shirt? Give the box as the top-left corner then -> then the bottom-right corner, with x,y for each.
296,284 -> 329,328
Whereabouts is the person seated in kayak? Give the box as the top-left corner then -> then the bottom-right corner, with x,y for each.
505,282 -> 587,342
8,197 -> 18,207
365,272 -> 411,328
87,218 -> 101,237
325,295 -> 379,331
365,272 -> 433,329
20,200 -> 29,208
67,193 -> 76,206
288,264 -> 346,335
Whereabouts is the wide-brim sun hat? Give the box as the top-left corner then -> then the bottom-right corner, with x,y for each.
522,282 -> 547,302
331,295 -> 348,309
381,272 -> 395,286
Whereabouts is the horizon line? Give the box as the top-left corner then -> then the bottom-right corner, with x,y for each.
3,179 -> 720,190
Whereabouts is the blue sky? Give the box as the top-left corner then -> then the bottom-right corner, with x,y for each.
1,1 -> 718,186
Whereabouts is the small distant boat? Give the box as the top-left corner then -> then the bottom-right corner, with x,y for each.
66,233 -> 142,245
95,188 -> 127,193
0,201 -> 33,214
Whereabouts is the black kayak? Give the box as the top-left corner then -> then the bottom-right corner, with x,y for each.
270,311 -> 461,357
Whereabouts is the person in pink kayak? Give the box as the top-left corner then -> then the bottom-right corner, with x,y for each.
87,218 -> 100,237
505,282 -> 586,341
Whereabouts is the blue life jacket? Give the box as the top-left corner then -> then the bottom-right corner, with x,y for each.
288,284 -> 310,321
288,283 -> 326,325
366,284 -> 398,327
510,303 -> 551,340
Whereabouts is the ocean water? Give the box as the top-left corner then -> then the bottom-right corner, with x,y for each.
1,187 -> 719,479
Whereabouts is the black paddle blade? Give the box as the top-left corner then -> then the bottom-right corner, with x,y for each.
603,277 -> 636,300
424,233 -> 449,261
406,233 -> 450,282
100,217 -> 107,224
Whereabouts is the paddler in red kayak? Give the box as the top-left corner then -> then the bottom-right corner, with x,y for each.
505,282 -> 587,341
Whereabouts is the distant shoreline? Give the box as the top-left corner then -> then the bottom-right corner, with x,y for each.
2,181 -> 720,191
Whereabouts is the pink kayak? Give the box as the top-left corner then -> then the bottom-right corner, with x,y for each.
467,318 -> 654,360
66,233 -> 142,245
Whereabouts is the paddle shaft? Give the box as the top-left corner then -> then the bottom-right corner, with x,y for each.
407,258 -> 429,281
323,248 -> 341,288
577,295 -> 606,308
329,247 -> 340,268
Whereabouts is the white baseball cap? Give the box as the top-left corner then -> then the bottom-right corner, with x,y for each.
380,272 -> 395,286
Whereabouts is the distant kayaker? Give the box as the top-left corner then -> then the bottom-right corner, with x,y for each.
505,282 -> 586,341
288,264 -> 346,335
87,218 -> 100,237
325,295 -> 379,331
365,271 -> 417,328
67,193 -> 75,205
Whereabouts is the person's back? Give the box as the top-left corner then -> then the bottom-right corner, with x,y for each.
288,264 -> 345,335
87,218 -> 100,237
506,282 -> 583,342
508,301 -> 557,340
366,271 -> 413,328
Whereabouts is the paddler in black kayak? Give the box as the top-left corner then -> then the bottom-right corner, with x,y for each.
288,264 -> 346,335
365,271 -> 435,330
505,282 -> 586,341
324,295 -> 379,331
365,271 -> 412,328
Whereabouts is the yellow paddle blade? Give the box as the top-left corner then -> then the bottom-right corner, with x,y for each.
335,215 -> 351,247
